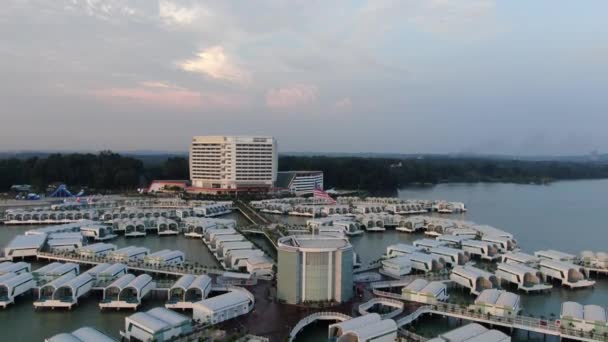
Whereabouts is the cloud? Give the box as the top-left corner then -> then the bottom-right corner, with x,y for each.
266,84 -> 318,109
177,46 -> 250,84
159,0 -> 205,26
90,82 -> 247,110
333,97 -> 353,110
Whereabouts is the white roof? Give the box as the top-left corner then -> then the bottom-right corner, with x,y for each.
43,273 -> 76,289
330,313 -> 381,332
71,327 -> 116,342
383,256 -> 412,267
278,235 -> 351,251
79,243 -> 116,253
386,243 -> 420,254
344,319 -> 397,340
421,281 -> 446,296
0,261 -> 30,273
437,234 -> 468,243
189,275 -> 212,290
61,273 -> 93,291
220,241 -> 253,250
5,234 -> 47,250
561,301 -> 584,319
452,265 -> 494,279
46,333 -> 83,342
583,305 -> 607,323
98,263 -> 127,276
535,249 -> 575,261
440,323 -> 488,341
475,289 -> 519,308
404,278 -> 429,292
33,262 -> 62,275
497,262 -> 538,275
126,274 -> 153,290
502,252 -> 538,264
85,263 -> 111,276
0,272 -> 33,287
246,255 -> 273,266
194,291 -> 250,312
48,238 -> 82,247
107,274 -> 136,289
127,312 -> 171,333
172,274 -> 196,290
414,239 -> 446,248
147,307 -> 190,325
463,329 -> 510,342
540,259 -> 580,272
44,263 -> 79,276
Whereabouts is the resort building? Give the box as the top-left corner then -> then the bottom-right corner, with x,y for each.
97,263 -> 128,281
395,216 -> 426,233
327,313 -> 397,342
413,238 -> 447,251
245,255 -> 274,278
461,240 -> 500,260
429,246 -> 470,267
381,256 -> 412,278
109,246 -> 150,263
123,307 -> 192,342
426,323 -> 510,342
275,171 -> 324,195
450,265 -> 499,295
80,224 -> 117,241
225,249 -> 266,270
560,301 -> 608,334
189,135 -> 277,192
385,243 -> 421,259
481,235 -> 517,252
33,262 -> 79,282
192,290 -> 254,324
0,272 -> 35,307
405,252 -> 445,273
277,235 -> 354,304
144,250 -> 185,266
100,274 -> 156,309
0,261 -> 31,275
436,234 -> 468,248
535,249 -> 576,262
216,241 -> 254,260
166,274 -> 212,309
580,251 -> 608,269
78,243 -> 117,258
538,259 -> 595,288
46,327 -> 116,342
401,279 -> 449,304
3,234 -> 47,259
35,273 -> 95,309
495,262 -> 552,292
470,289 -> 521,317
500,252 -> 539,266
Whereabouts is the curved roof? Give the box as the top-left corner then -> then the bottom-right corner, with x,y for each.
342,319 -> 397,340
0,272 -> 34,288
71,327 -> 115,342
193,291 -> 250,312
147,307 -> 190,325
583,305 -> 607,322
107,274 -> 136,290
404,279 -> 428,292
85,263 -> 111,276
42,273 -> 76,290
440,323 -> 487,340
99,264 -> 127,276
278,235 -> 351,252
464,329 -> 510,342
57,273 -> 93,294
188,275 -> 212,290
330,313 -> 381,333
0,272 -> 17,283
561,301 -> 584,319
172,274 -> 196,290
33,262 -> 62,275
46,333 -> 82,342
421,281 -> 447,296
127,312 -> 170,332
125,274 -> 153,291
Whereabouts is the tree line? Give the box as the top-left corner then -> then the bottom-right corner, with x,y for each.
2,152 -> 608,193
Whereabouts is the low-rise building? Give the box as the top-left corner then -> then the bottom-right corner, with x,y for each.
192,290 -> 253,324
123,307 -> 192,342
561,301 -> 608,334
328,313 -> 397,342
470,289 -> 521,317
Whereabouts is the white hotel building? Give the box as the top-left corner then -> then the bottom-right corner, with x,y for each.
190,136 -> 278,192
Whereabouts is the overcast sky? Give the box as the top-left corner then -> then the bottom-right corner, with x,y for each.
1,0 -> 607,155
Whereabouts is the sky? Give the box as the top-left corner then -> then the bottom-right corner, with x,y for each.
1,0 -> 608,155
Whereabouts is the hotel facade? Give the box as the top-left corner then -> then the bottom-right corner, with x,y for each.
189,136 -> 278,192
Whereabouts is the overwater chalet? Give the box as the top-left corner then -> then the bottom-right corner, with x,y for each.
427,323 -> 510,342
83,263 -> 111,278
381,256 -> 412,278
4,234 -> 46,259
80,224 -> 117,241
122,307 -> 192,342
495,262 -> 552,292
461,239 -> 500,261
407,252 -> 445,273
192,290 -> 254,324
100,274 -> 156,310
385,243 -> 421,259
450,265 -> 499,295
534,249 -> 576,262
561,301 -> 608,334
109,246 -> 150,263
100,274 -> 136,305
46,327 -> 116,342
0,272 -> 35,308
165,274 -> 212,309
0,261 -> 31,275
328,313 -> 397,342
224,249 -> 265,270
435,234 -> 468,248
481,235 -> 517,252
580,250 -> 608,269
203,228 -> 237,244
538,259 -> 595,288
424,219 -> 459,237
413,238 -> 447,251
47,236 -> 84,252
143,250 -> 185,266
245,255 -> 274,278
216,241 -> 254,260
471,289 -> 521,317
429,246 -> 470,267
35,273 -> 95,309
78,243 -> 117,258
33,262 -> 79,282
500,251 -> 539,266
210,234 -> 245,251
401,279 -> 449,304
395,216 -> 426,233
97,263 -> 128,281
